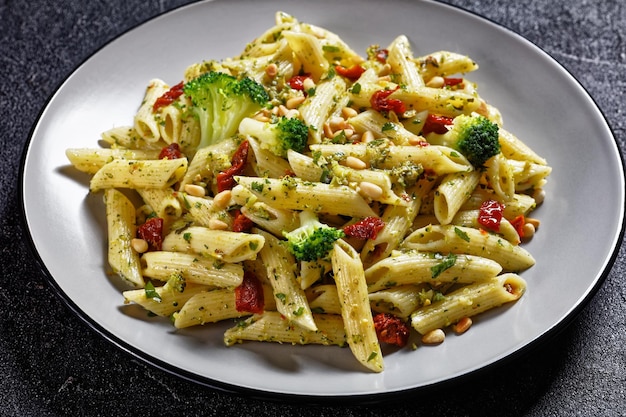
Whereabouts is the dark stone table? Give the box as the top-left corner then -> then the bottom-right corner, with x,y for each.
2,0 -> 624,415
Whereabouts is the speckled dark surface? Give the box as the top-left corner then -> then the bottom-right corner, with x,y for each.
2,0 -> 625,415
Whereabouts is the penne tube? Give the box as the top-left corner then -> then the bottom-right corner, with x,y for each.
172,289 -> 246,328
254,228 -> 317,332
90,158 -> 188,191
433,170 -> 481,224
104,189 -> 144,288
123,276 -> 208,317
141,251 -> 244,287
65,148 -> 161,174
306,284 -> 342,315
365,251 -> 502,292
134,79 -> 169,142
414,51 -> 479,81
369,285 -> 424,319
410,273 -> 526,334
235,176 -> 377,218
401,224 -> 535,272
223,311 -> 347,347
332,239 -> 384,373
162,226 -> 264,263
390,87 -> 481,117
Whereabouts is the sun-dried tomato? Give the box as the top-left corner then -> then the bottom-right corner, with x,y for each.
370,87 -> 405,114
343,217 -> 385,240
510,214 -> 526,238
137,217 -> 164,251
373,313 -> 410,347
421,113 -> 454,135
158,143 -> 183,160
216,141 -> 249,192
232,209 -> 254,233
477,200 -> 505,232
335,64 -> 365,81
235,271 -> 265,314
287,74 -> 311,91
152,81 -> 184,112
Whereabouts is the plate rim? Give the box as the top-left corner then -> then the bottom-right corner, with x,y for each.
17,0 -> 626,403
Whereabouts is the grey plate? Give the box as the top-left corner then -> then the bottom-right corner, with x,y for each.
21,0 -> 624,399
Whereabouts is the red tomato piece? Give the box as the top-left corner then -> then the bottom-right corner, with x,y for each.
343,217 -> 385,240
510,214 -> 526,238
158,143 -> 183,160
232,209 -> 254,233
443,77 -> 464,87
287,74 -> 311,91
335,64 -> 365,81
477,200 -> 505,232
235,271 -> 265,314
370,87 -> 406,114
373,313 -> 410,347
137,217 -> 164,251
216,141 -> 249,192
421,113 -> 454,135
375,48 -> 389,63
152,81 -> 184,112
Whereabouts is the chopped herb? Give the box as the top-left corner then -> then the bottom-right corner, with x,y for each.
431,253 -> 457,278
144,281 -> 162,302
381,122 -> 397,132
183,232 -> 192,242
351,82 -> 362,94
251,181 -> 264,192
322,45 -> 340,53
367,351 -> 378,362
293,307 -> 304,316
276,293 -> 287,304
454,227 -> 470,242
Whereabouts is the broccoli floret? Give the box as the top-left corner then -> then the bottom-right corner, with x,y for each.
239,116 -> 309,157
445,114 -> 500,167
183,71 -> 269,150
282,210 -> 345,262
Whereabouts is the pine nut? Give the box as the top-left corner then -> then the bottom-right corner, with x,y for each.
184,183 -> 206,197
131,238 -> 149,254
453,317 -> 472,334
329,116 -> 347,131
422,328 -> 445,344
359,181 -> 384,200
522,222 -> 535,240
533,188 -> 546,205
302,77 -> 315,92
361,130 -> 375,143
284,109 -> 300,119
265,63 -> 278,78
286,95 -> 306,109
277,105 -> 289,117
213,190 -> 232,209
342,107 -> 358,119
333,128 -> 354,140
345,156 -> 367,170
252,112 -> 270,123
526,217 -> 541,229
208,218 -> 229,230
378,63 -> 391,77
426,76 -> 445,88
323,122 -> 334,139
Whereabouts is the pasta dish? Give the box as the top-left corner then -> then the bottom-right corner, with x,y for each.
65,12 -> 550,372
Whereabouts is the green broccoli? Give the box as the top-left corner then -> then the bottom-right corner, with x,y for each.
282,210 -> 345,262
238,116 -> 309,157
183,71 -> 269,150
440,114 -> 500,167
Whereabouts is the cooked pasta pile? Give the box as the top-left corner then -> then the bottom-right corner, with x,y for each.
66,11 -> 550,372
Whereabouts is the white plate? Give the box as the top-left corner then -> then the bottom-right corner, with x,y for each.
21,0 -> 624,399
